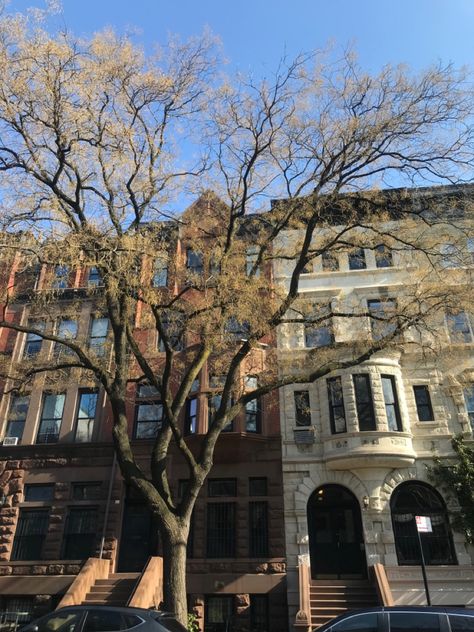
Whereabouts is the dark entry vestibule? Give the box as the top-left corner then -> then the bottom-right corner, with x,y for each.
307,484 -> 367,579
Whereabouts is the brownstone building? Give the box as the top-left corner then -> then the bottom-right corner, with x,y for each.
0,199 -> 288,632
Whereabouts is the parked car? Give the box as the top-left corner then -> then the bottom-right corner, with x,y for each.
315,606 -> 474,632
18,606 -> 187,632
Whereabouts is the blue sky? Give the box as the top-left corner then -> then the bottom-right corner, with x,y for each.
7,0 -> 474,74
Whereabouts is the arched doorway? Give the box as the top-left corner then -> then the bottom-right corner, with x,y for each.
390,481 -> 457,565
307,484 -> 367,579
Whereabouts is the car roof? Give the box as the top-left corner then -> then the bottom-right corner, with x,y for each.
56,606 -> 173,618
314,605 -> 474,631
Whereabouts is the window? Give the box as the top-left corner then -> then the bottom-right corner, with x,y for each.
246,246 -> 260,277
250,595 -> 269,632
332,612 -> 378,632
54,319 -> 78,356
88,317 -> 109,355
464,385 -> 474,430
35,610 -> 83,632
447,311 -> 473,343
11,509 -> 49,560
449,615 -> 474,632
72,483 -> 102,501
23,321 -> 44,358
382,375 -> 402,431
249,501 -> 268,556
249,477 -> 267,496
62,507 -> 98,559
134,384 -> 163,439
5,395 -> 29,441
413,385 -> 434,421
467,238 -> 474,264
322,250 -> 339,271
368,298 -> 397,340
51,265 -> 69,289
87,267 -> 102,288
36,393 -> 65,443
353,374 -> 376,431
375,244 -> 393,268
186,248 -> 203,275
158,311 -> 185,351
294,390 -> 311,426
208,394 -> 233,432
24,484 -> 54,502
327,377 -> 346,434
74,390 -> 98,442
440,243 -> 460,268
152,255 -> 168,287
205,597 -> 234,632
245,377 -> 261,433
304,305 -> 333,347
208,479 -> 237,497
207,503 -> 235,557
82,610 -> 125,632
348,247 -> 366,270
225,316 -> 250,342
389,612 -> 440,632
185,398 -> 198,435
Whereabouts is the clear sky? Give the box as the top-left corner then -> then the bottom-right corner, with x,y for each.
6,0 -> 474,75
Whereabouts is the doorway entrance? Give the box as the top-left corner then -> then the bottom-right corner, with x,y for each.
307,484 -> 367,579
117,500 -> 158,572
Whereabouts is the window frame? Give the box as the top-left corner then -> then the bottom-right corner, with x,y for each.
61,506 -> 98,560
134,384 -> 164,439
11,508 -> 49,561
184,397 -> 198,435
348,247 -> 367,270
74,389 -> 99,442
23,321 -> 45,358
5,394 -> 29,441
353,374 -> 376,431
88,317 -> 109,356
463,385 -> 474,430
36,393 -> 66,444
375,244 -> 393,268
446,311 -> 473,343
294,390 -> 312,426
381,375 -> 403,431
413,385 -> 435,422
327,376 -> 347,434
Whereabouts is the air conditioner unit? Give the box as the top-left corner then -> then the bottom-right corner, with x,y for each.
2,437 -> 18,446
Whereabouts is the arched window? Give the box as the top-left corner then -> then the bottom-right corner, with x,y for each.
390,481 -> 456,565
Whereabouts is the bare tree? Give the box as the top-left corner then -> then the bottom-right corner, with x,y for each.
0,11 -> 473,624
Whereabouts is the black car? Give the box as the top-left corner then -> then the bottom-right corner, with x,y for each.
18,606 -> 187,632
315,606 -> 474,632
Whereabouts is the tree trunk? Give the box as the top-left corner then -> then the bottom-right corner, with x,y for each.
161,524 -> 189,626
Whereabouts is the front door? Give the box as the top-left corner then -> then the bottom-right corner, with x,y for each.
308,485 -> 366,579
117,502 -> 157,572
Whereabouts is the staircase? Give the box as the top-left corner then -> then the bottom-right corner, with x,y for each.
310,579 -> 379,629
82,572 -> 140,606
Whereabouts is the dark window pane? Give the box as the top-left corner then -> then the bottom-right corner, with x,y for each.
23,321 -> 44,358
249,501 -> 268,557
449,615 -> 474,632
375,244 -> 393,268
186,249 -> 203,275
327,377 -> 346,434
294,391 -> 311,426
353,374 -> 376,431
155,616 -> 188,632
249,477 -> 267,496
245,397 -> 261,433
24,484 -> 54,502
122,615 -> 143,630
389,612 -> 440,632
413,385 -> 434,421
446,311 -> 473,343
83,610 -> 123,632
205,596 -> 233,632
250,595 -> 268,632
72,483 -> 102,500
185,398 -> 198,434
5,395 -> 29,441
152,255 -> 168,287
75,390 -> 98,442
332,613 -> 378,632
62,507 -> 98,559
464,385 -> 474,431
208,479 -> 237,497
11,509 -> 49,560
382,375 -> 402,431
207,503 -> 235,557
37,393 -> 65,444
348,248 -> 366,270
36,611 -> 82,632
